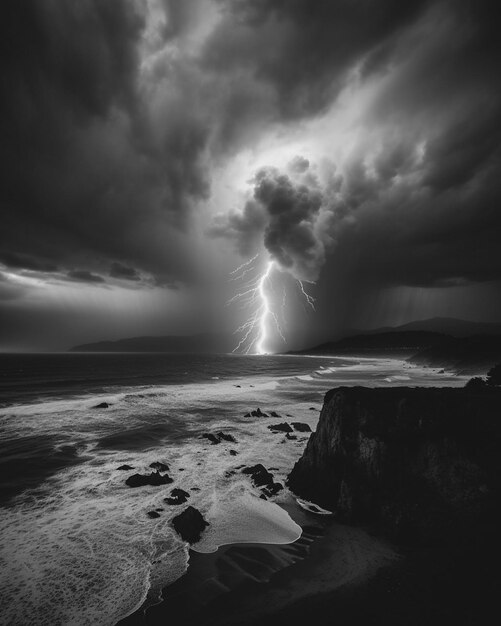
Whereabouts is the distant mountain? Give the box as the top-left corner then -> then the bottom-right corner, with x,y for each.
290,330 -> 448,357
291,323 -> 501,375
70,333 -> 235,354
359,317 -> 501,338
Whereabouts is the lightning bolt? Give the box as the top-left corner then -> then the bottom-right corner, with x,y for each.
229,256 -> 316,354
297,279 -> 316,310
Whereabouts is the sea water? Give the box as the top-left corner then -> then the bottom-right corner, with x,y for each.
0,353 -> 465,625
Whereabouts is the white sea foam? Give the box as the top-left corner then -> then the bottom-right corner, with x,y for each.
195,488 -> 302,554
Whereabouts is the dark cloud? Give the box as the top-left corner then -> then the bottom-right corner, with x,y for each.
210,160 -> 336,281
205,0 -> 430,119
67,270 -> 105,284
109,262 -> 141,281
0,252 -> 58,273
1,0 -> 501,349
0,0 -> 210,287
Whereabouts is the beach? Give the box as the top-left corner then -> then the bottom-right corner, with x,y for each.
0,354 -> 465,624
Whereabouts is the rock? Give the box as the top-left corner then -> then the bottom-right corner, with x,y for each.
93,402 -> 110,409
149,461 -> 170,472
270,411 -> 281,418
164,488 -> 190,505
268,422 -> 293,433
244,413 -> 251,417
216,431 -> 237,443
291,422 -> 312,432
235,385 -> 241,388
288,386 -> 501,544
262,482 -> 284,497
229,449 -> 238,456
126,471 -> 173,488
202,432 -> 237,444
285,433 -> 297,440
251,408 -> 268,417
117,464 -> 135,470
171,506 -> 209,543
202,433 -> 220,444
242,464 -> 275,489
309,407 -> 317,411
147,511 -> 161,518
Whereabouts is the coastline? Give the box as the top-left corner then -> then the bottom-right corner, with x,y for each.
121,493 -> 398,626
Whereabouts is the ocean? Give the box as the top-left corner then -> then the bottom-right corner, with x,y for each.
0,353 -> 465,625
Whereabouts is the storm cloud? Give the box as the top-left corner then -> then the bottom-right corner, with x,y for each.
1,0 -> 500,348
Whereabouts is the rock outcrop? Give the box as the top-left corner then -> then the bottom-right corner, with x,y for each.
288,386 -> 501,542
171,506 -> 209,543
125,471 -> 173,488
268,422 -> 293,433
242,464 -> 283,498
164,488 -> 190,505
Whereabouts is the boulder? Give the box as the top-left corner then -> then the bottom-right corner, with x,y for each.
202,433 -> 220,444
216,431 -> 237,443
268,422 -> 293,433
126,471 -> 173,488
164,488 -> 190,505
291,422 -> 312,432
242,464 -> 275,489
149,461 -> 170,472
171,506 -> 209,543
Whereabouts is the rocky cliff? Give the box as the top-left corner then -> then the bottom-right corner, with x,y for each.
288,386 -> 501,542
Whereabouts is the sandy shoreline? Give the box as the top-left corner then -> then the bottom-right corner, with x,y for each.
120,492 -> 398,625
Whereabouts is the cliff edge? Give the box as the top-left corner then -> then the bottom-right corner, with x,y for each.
288,386 -> 501,543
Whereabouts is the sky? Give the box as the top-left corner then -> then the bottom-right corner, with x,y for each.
1,0 -> 500,351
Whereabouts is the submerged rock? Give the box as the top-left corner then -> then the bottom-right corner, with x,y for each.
268,422 -> 293,433
202,433 -> 220,444
229,449 -> 238,456
149,461 -> 170,472
117,464 -> 135,470
291,422 -> 312,432
126,471 -> 173,488
171,506 -> 209,543
216,431 -> 237,443
164,488 -> 190,505
202,432 -> 238,444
